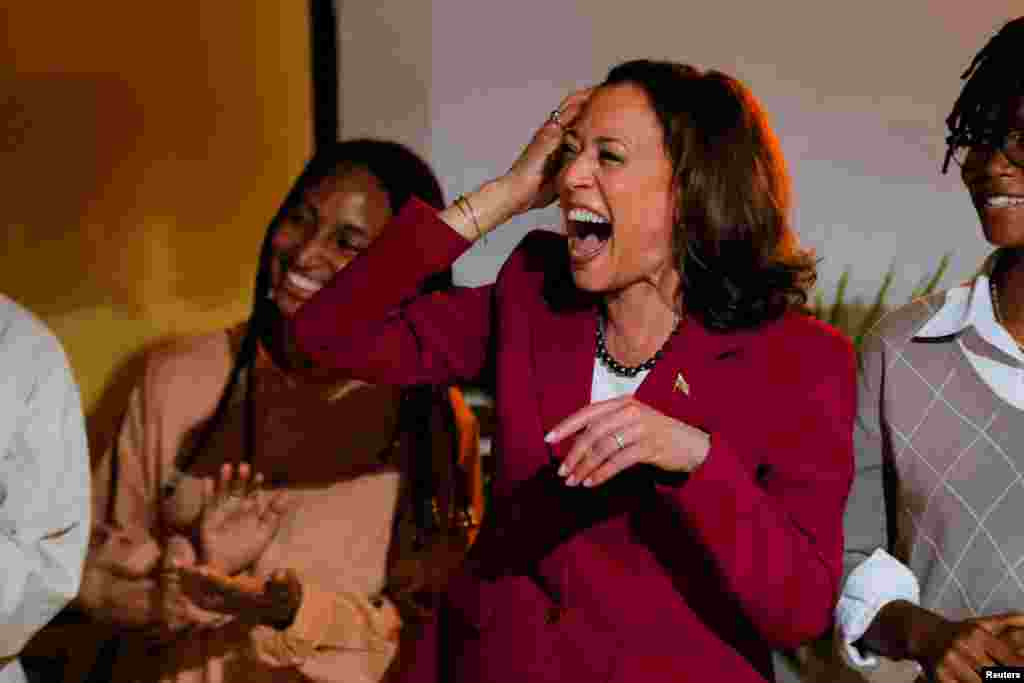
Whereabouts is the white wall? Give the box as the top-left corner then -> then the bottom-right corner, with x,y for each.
339,1 -> 1022,303
336,0 -> 433,161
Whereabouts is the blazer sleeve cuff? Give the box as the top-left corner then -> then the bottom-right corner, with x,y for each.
373,197 -> 472,282
292,196 -> 472,363
655,432 -> 760,521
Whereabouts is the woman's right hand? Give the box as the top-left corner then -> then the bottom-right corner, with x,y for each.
500,88 -> 593,217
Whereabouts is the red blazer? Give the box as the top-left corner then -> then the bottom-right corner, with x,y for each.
294,199 -> 855,683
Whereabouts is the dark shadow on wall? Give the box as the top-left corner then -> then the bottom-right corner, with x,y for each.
310,0 -> 339,148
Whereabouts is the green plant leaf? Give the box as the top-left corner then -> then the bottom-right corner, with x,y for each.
854,267 -> 894,346
812,290 -> 826,321
817,254 -> 950,350
828,269 -> 850,328
913,252 -> 951,299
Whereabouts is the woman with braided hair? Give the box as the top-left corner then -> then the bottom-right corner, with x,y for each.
838,16 -> 1024,683
77,139 -> 478,682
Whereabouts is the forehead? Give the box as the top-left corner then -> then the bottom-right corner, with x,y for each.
305,166 -> 391,215
574,83 -> 665,144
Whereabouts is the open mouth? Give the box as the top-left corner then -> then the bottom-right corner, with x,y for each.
284,271 -> 325,296
565,207 -> 613,264
980,194 -> 1024,209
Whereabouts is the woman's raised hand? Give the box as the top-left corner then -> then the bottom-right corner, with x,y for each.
502,88 -> 593,216
441,88 -> 592,243
197,462 -> 292,576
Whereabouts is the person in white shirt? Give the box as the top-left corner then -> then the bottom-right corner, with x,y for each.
838,15 -> 1024,683
0,295 -> 90,683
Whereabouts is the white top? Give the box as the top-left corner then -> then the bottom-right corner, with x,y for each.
590,356 -> 649,402
836,255 -> 1024,669
0,295 -> 90,683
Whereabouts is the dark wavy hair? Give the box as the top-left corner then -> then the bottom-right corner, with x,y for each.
943,16 -> 1024,174
175,138 -> 450,543
602,60 -> 815,332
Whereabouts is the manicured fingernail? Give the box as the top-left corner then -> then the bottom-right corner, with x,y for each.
565,475 -> 577,486
544,431 -> 555,443
557,463 -> 568,477
583,478 -> 594,488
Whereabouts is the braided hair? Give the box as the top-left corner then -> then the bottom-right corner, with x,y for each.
173,139 -> 449,544
943,16 -> 1024,173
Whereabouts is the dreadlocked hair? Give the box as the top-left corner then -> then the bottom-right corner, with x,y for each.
175,139 -> 452,547
943,16 -> 1024,173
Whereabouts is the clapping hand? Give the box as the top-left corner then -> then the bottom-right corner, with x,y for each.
177,565 -> 302,626
89,524 -> 161,578
198,462 -> 292,576
157,534 -> 230,637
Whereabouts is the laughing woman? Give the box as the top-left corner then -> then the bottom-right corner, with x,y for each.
294,60 -> 855,682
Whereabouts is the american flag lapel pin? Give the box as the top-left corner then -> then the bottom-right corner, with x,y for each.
673,372 -> 690,396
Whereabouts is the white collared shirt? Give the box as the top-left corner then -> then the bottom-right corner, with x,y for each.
914,262 -> 1024,410
0,295 -> 90,683
836,252 -> 1024,669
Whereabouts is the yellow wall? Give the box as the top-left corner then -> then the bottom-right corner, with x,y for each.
1,4 -> 311,452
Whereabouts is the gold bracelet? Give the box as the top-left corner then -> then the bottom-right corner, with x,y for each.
455,194 -> 485,243
451,196 -> 474,238
453,195 -> 481,241
452,195 -> 471,223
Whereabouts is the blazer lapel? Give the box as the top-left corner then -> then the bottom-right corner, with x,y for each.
531,303 -> 597,464
635,318 -> 748,430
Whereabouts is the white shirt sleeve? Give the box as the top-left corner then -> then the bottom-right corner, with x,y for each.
834,547 -> 920,669
0,302 -> 90,658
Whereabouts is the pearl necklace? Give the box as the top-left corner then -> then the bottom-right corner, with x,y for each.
989,275 -> 1024,353
595,313 -> 681,378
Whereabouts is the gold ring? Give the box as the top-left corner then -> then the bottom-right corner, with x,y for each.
613,432 -> 625,450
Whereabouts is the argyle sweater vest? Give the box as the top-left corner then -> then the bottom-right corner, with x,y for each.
856,291 -> 1024,619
